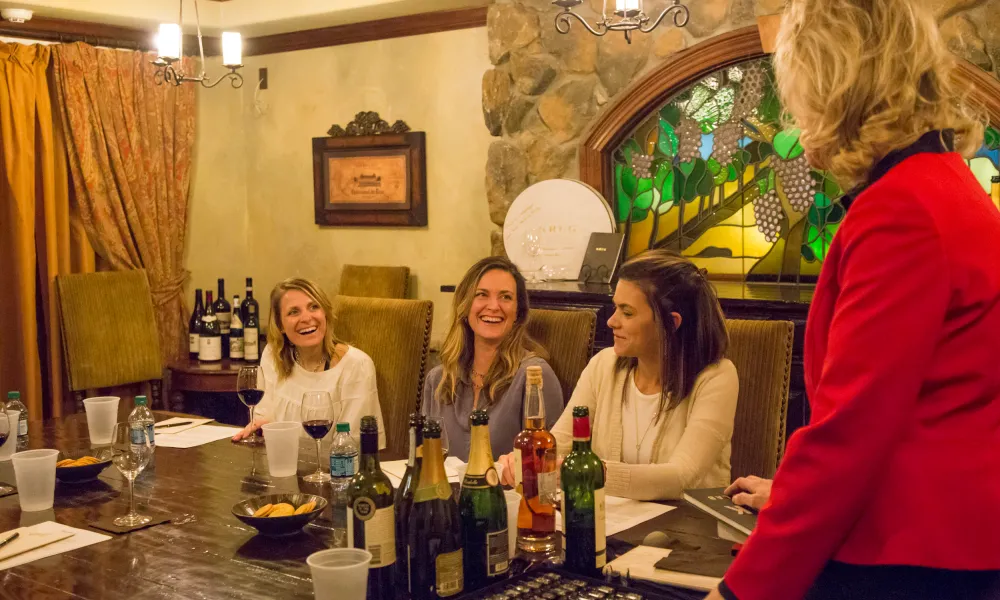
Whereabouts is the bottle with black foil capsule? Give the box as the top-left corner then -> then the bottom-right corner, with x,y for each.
198,291 -> 222,362
394,413 -> 424,594
459,410 -> 509,591
213,279 -> 232,358
229,295 -> 244,360
561,406 -> 606,577
242,278 -> 260,363
408,418 -> 464,599
346,416 -> 395,600
188,289 -> 204,359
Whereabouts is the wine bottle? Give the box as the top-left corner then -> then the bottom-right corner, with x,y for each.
561,406 -> 606,577
199,291 -> 222,362
214,279 -> 232,358
512,365 -> 557,553
230,295 -> 244,360
395,413 -> 424,594
188,289 -> 204,360
242,278 -> 260,362
459,410 -> 509,591
347,416 -> 396,600
408,418 -> 464,599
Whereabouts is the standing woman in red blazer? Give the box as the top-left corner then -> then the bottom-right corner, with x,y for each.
708,0 -> 1000,599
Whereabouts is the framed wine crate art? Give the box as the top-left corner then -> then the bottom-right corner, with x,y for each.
312,111 -> 427,227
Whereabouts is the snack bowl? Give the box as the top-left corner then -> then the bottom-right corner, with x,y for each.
55,450 -> 112,483
232,493 -> 328,537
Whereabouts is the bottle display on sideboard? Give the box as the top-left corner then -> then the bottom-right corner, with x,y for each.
214,279 -> 232,358
242,278 -> 260,362
188,289 -> 204,360
199,291 -> 222,362
230,294 -> 244,360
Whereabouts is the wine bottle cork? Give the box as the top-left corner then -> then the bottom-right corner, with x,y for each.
526,365 -> 543,386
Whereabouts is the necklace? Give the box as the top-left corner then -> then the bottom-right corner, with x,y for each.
631,373 -> 659,464
293,348 -> 327,373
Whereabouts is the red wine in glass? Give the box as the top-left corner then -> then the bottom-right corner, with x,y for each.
302,419 -> 332,440
238,389 -> 265,406
0,432 -> 7,448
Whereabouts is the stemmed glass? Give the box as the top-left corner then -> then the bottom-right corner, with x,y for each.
301,392 -> 342,484
0,408 -> 12,496
237,366 -> 265,446
111,422 -> 153,527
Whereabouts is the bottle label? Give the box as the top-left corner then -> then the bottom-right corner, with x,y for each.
347,503 -> 396,568
462,467 -> 500,490
189,333 -> 199,353
230,335 -> 244,359
17,418 -> 27,437
435,549 -> 464,597
594,487 -> 607,568
130,425 -> 150,445
537,469 -> 557,506
199,336 -> 222,361
244,329 -> 259,360
330,454 -> 357,477
487,529 -> 510,576
218,312 -> 232,334
513,448 -> 523,489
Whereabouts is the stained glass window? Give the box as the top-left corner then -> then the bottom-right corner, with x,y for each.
613,58 -> 1000,281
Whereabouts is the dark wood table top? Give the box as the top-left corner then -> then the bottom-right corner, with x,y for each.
0,413 -> 730,599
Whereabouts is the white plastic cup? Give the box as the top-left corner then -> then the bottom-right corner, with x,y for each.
0,410 -> 20,461
262,421 -> 301,478
11,449 -> 59,511
307,548 -> 371,600
82,396 -> 120,445
505,489 -> 521,558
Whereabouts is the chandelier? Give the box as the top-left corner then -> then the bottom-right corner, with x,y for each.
152,0 -> 244,88
552,0 -> 689,44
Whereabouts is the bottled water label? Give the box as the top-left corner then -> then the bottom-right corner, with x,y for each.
130,425 -> 155,446
330,454 -> 357,477
17,419 -> 27,437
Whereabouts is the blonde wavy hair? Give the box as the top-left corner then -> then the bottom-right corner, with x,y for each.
435,257 -> 546,409
267,277 -> 346,381
773,0 -> 984,190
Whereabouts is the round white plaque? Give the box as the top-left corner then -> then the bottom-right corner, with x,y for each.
503,179 -> 616,280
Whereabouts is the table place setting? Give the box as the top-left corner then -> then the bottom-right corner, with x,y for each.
0,521 -> 110,570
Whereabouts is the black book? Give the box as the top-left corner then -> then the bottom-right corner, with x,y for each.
577,232 -> 625,284
682,487 -> 756,537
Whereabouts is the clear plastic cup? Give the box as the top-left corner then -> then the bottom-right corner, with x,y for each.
261,422 -> 301,478
505,489 -> 521,558
0,410 -> 20,461
11,449 -> 59,511
307,548 -> 371,600
82,396 -> 120,445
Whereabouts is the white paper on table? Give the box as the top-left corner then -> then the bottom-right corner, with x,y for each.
604,544 -> 721,592
0,522 -> 110,571
380,457 -> 503,488
152,417 -> 213,435
154,425 -> 241,449
603,495 -> 675,537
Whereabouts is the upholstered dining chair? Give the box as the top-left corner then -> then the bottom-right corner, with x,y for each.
526,308 -> 598,404
56,270 -> 164,413
331,295 -> 433,455
339,264 -> 410,299
725,318 -> 795,480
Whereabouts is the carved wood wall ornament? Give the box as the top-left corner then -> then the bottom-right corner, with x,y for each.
327,111 -> 411,137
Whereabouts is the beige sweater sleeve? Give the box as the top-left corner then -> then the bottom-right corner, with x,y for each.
551,353 -> 600,457
604,360 -> 739,501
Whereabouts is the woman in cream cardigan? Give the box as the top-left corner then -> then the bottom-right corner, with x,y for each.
500,249 -> 738,501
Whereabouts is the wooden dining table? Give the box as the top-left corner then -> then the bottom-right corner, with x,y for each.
0,412 -> 731,599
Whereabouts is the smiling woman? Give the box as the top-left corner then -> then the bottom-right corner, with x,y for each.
231,277 -> 385,448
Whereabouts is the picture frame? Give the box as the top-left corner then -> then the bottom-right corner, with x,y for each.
312,126 -> 427,227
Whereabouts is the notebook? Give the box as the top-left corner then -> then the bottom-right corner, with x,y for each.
683,487 -> 757,537
577,232 -> 625,284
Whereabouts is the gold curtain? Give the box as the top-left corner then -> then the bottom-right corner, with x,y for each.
51,43 -> 196,365
0,42 -> 95,420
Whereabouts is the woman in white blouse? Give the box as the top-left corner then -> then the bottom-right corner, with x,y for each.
231,277 -> 385,448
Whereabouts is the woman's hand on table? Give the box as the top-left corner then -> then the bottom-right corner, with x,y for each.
725,475 -> 773,510
497,452 -> 566,488
232,418 -> 269,441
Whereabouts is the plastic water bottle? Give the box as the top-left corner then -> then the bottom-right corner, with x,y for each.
6,391 -> 28,451
329,422 -> 358,505
128,395 -> 155,455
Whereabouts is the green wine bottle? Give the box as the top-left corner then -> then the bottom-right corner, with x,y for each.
395,413 -> 424,594
347,415 -> 396,600
407,418 -> 464,599
459,410 -> 509,591
560,406 -> 606,577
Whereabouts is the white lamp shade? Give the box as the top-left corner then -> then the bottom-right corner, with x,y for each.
222,31 -> 242,67
616,0 -> 640,10
157,23 -> 181,60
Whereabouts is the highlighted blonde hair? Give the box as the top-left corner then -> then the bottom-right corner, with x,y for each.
267,278 -> 345,381
773,0 -> 984,190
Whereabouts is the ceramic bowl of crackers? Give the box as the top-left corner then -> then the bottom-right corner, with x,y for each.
231,493 -> 328,537
55,450 -> 112,483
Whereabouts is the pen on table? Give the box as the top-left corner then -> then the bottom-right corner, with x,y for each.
0,532 -> 19,550
153,421 -> 193,429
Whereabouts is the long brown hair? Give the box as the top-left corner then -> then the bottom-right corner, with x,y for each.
616,249 -> 728,416
435,257 -> 546,409
267,277 -> 346,381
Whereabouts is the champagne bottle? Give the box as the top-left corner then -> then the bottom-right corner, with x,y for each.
395,413 -> 424,594
230,295 -> 244,360
214,279 -> 232,358
459,410 -> 509,591
347,416 -> 396,600
561,406 -> 606,577
512,365 -> 557,553
408,418 -> 464,599
243,278 -> 260,362
188,289 -> 204,359
198,291 -> 222,362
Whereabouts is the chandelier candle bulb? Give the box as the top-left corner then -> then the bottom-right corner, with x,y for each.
222,32 -> 242,67
157,23 -> 181,60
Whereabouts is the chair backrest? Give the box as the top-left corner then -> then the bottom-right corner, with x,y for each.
726,318 -> 794,480
56,270 -> 163,393
339,265 -> 410,299
331,295 -> 433,455
526,308 -> 597,404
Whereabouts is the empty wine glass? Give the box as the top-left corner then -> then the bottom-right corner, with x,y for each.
0,409 -> 12,496
521,228 -> 548,283
111,422 -> 153,527
301,392 -> 341,484
237,366 -> 265,446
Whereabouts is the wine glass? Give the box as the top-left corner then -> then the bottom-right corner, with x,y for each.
111,422 -> 153,527
0,409 -> 12,496
522,228 -> 547,283
237,366 -> 265,446
301,392 -> 340,483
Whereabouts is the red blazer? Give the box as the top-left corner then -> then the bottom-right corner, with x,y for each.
722,133 -> 1000,600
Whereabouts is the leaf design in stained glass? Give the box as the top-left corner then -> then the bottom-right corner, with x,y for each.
814,192 -> 831,208
634,178 -> 655,210
773,129 -> 804,159
704,76 -> 720,90
683,85 -> 713,118
660,104 -> 681,127
658,119 -> 679,156
715,86 -> 736,123
728,66 -> 744,82
985,126 -> 1000,149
